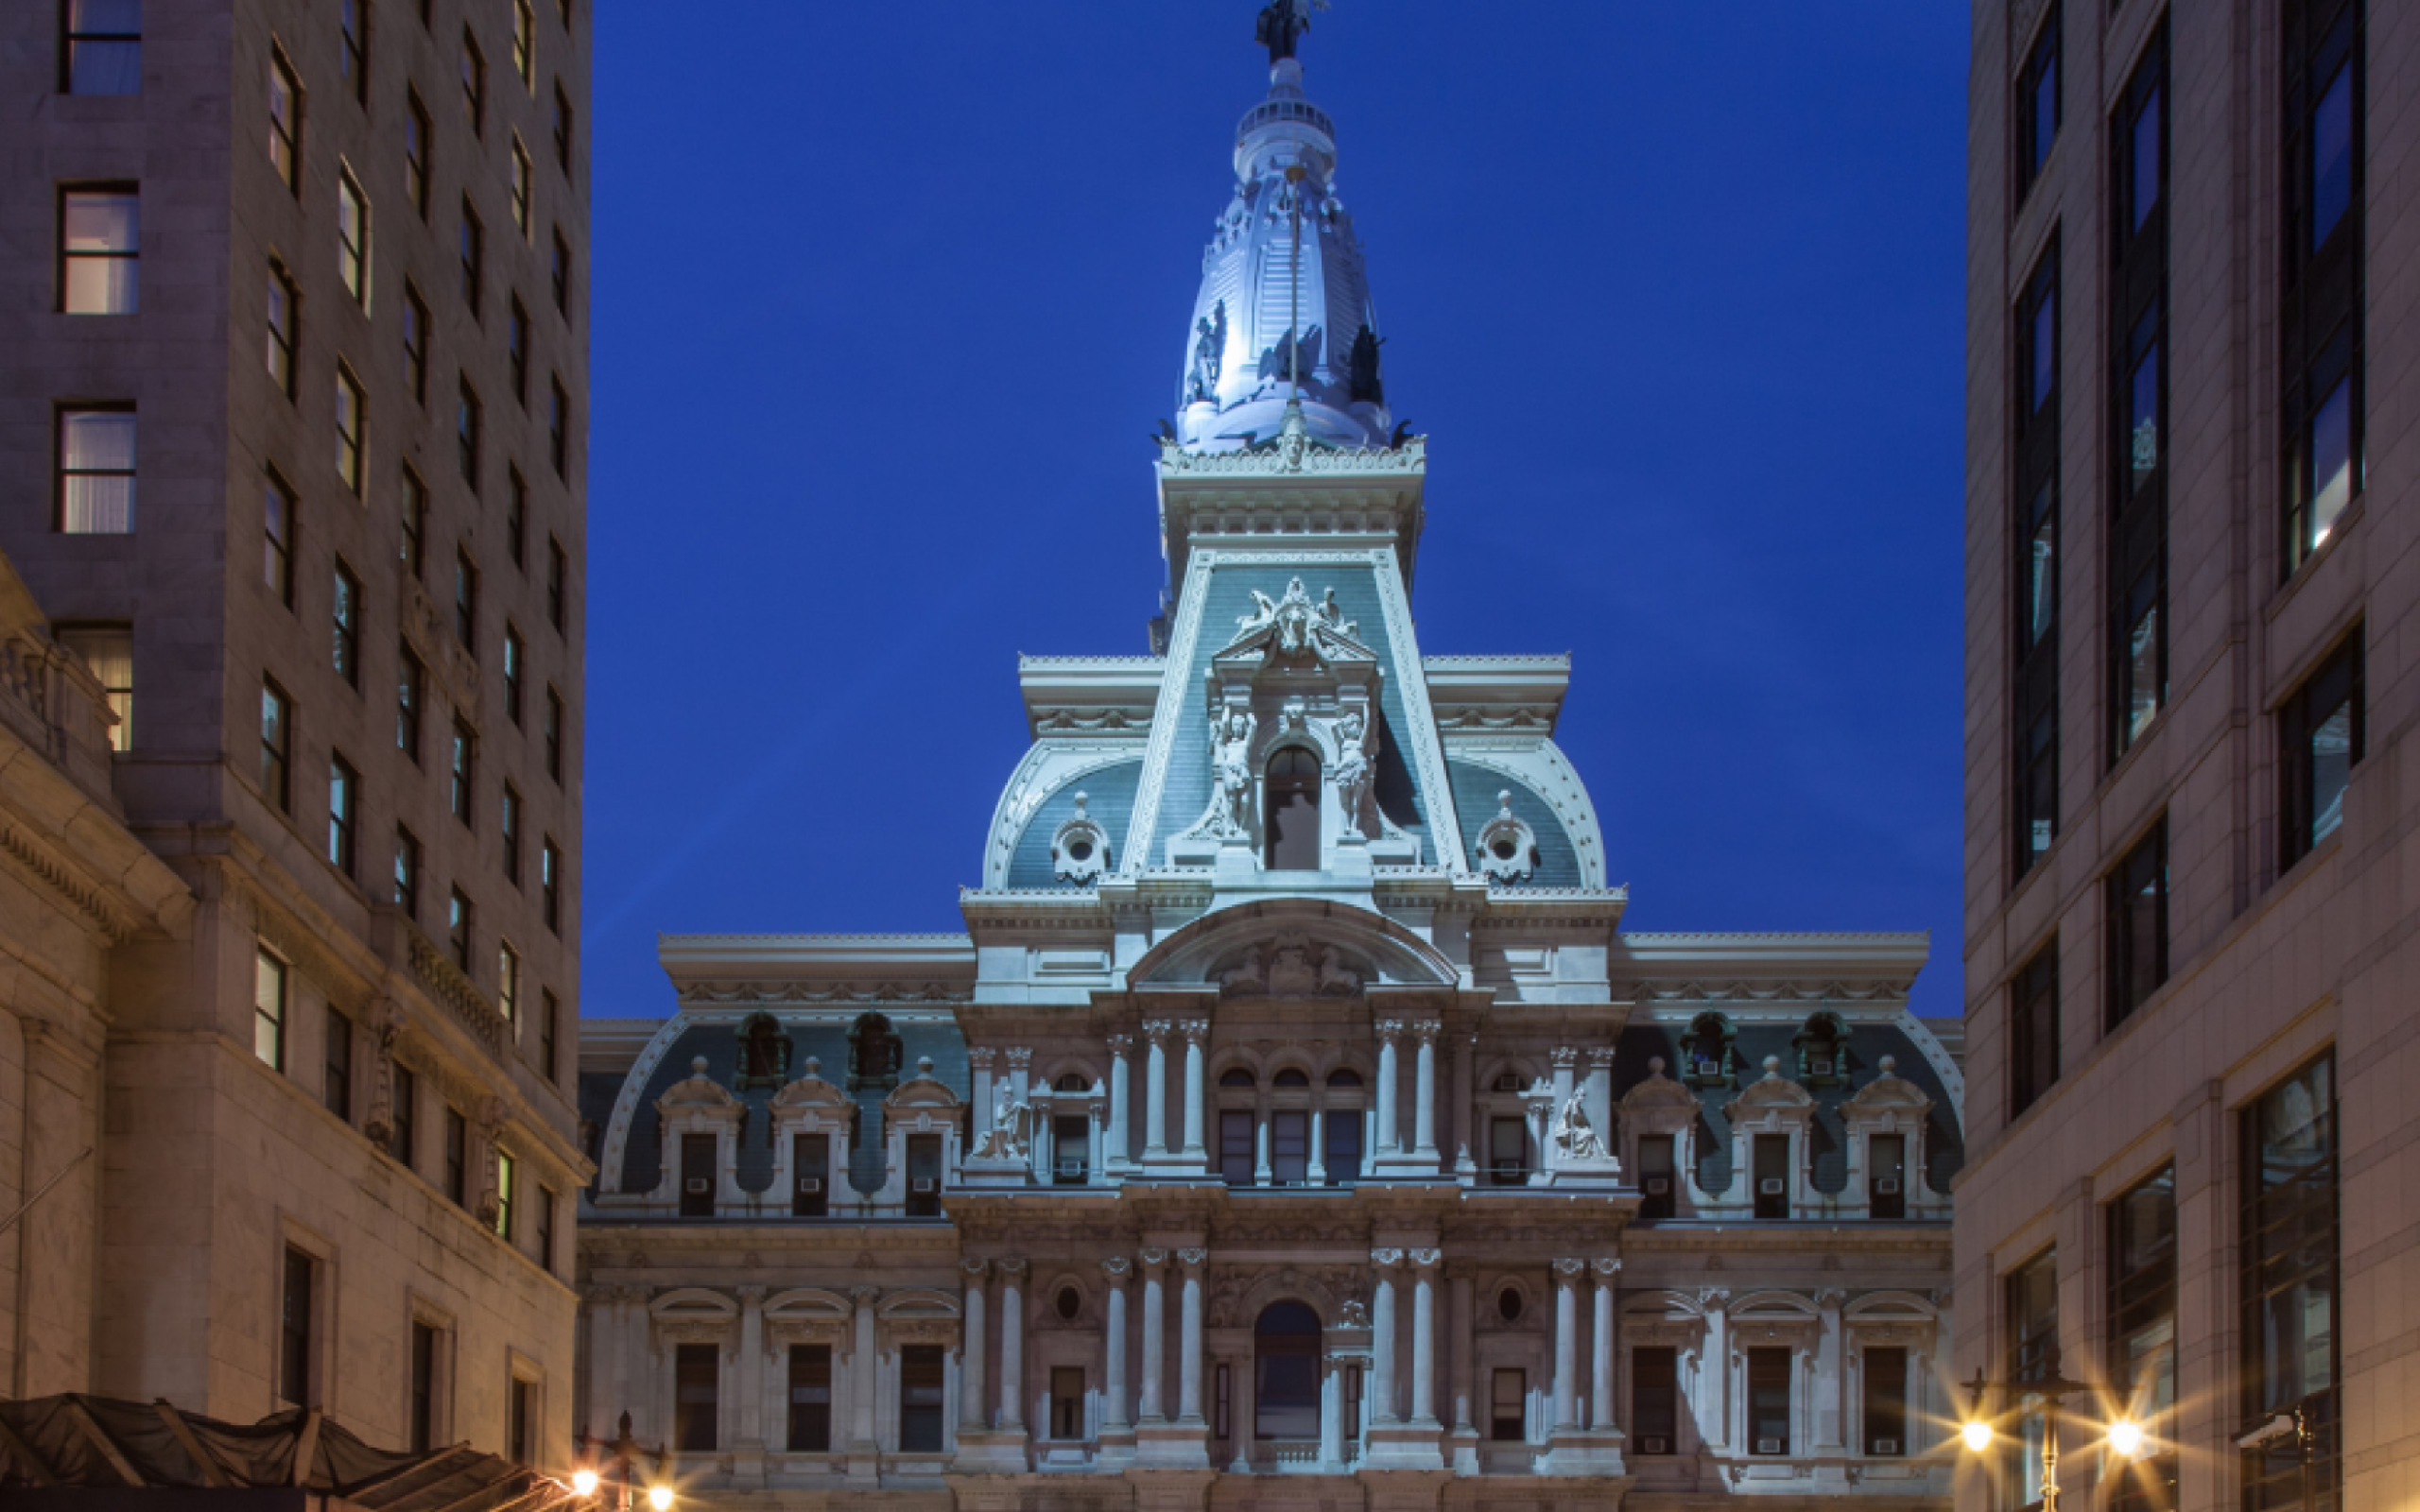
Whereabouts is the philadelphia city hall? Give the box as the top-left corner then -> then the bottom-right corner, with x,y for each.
577,11 -> 1966,1511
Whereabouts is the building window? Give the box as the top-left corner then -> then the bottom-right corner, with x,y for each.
447,887 -> 472,971
544,687 -> 563,781
2110,26 -> 2168,759
58,626 -> 132,751
260,678 -> 291,810
787,1346 -> 832,1451
254,948 -> 287,1070
535,1183 -> 556,1271
397,644 -> 423,760
2240,1055 -> 2339,1512
2014,4 -> 2059,203
323,1005 -> 353,1120
450,718 -> 475,825
493,1147 -> 515,1237
268,47 -> 301,191
1219,1102 -> 1253,1186
1636,1132 -> 1675,1218
279,1246 -> 315,1406
551,228 -> 571,315
336,368 -> 366,494
328,752 -> 357,874
512,0 -> 535,86
497,940 -> 519,1023
2104,818 -> 2168,1030
1868,1133 -> 1907,1219
60,187 -> 139,314
546,538 -> 566,628
1269,1108 -> 1306,1185
1490,1367 -> 1525,1442
674,1343 -> 717,1452
905,1133 -> 942,1217
678,1130 -> 714,1217
1633,1347 -> 1677,1454
443,1103 -> 467,1205
337,172 -> 369,305
501,783 -> 522,882
263,473 -> 295,606
58,407 -> 135,534
401,465 -> 427,576
508,298 -> 529,402
454,550 -> 478,646
507,469 -> 528,567
2007,1249 -> 2059,1509
403,284 -> 428,403
2281,632 -> 2362,867
407,1319 -> 439,1451
2107,1166 -> 2177,1512
504,624 -> 525,723
1252,1301 -> 1318,1439
458,379 -> 481,488
2010,939 -> 2058,1117
510,138 -> 532,235
1752,1133 -> 1789,1219
405,90 -> 430,217
1323,1070 -> 1362,1181
2282,0 -> 2364,574
458,201 -> 483,318
549,375 -> 569,477
392,1061 -> 418,1165
540,988 -> 560,1081
791,1133 -> 827,1217
1263,746 -> 1320,868
1486,1112 -> 1526,1186
266,263 -> 299,395
1049,1366 -> 1086,1441
329,0 -> 367,98
1862,1346 -> 1907,1456
333,561 -> 360,686
541,838 -> 561,932
553,82 -> 573,171
393,824 -> 420,918
1746,1347 -> 1791,1455
899,1346 -> 946,1452
459,28 -> 485,133
2012,241 -> 2059,882
506,1375 -> 532,1464
63,0 -> 142,94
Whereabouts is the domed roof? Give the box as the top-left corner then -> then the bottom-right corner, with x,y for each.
1175,57 -> 1393,453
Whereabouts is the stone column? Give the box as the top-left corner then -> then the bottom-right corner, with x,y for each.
969,1046 -> 996,1149
997,1260 -> 1028,1434
1816,1288 -> 1846,1451
1307,1104 -> 1327,1185
1138,1249 -> 1167,1422
1101,1258 -> 1132,1436
1088,1088 -> 1107,1182
1412,1022 -> 1441,1157
1227,1345 -> 1254,1469
624,1289 -> 654,1443
1585,1046 -> 1616,1148
1452,1033 -> 1476,1172
1699,1289 -> 1729,1450
1370,1249 -> 1402,1423
1451,1273 -> 1476,1433
959,1261 -> 988,1431
737,1285 -> 768,1452
1591,1260 -> 1620,1431
1409,1249 -> 1441,1425
1550,1260 -> 1583,1431
1253,1096 -> 1272,1185
1106,1035 -> 1134,1169
1374,1022 -> 1403,1155
1181,1022 -> 1209,1158
1319,1356 -> 1345,1468
849,1285 -> 880,1456
1144,1022 -> 1171,1157
1178,1248 -> 1207,1422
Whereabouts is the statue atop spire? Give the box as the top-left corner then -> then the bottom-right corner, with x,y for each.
1255,0 -> 1326,65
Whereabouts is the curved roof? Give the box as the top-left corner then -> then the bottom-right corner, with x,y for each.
1446,760 -> 1585,889
1005,759 -> 1142,888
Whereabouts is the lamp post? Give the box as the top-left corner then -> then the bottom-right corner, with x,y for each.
574,1412 -> 674,1512
1957,1349 -> 2140,1512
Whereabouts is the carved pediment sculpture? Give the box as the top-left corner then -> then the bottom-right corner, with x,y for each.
1218,932 -> 1364,998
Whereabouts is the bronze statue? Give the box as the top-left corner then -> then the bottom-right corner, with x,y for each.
1255,0 -> 1325,65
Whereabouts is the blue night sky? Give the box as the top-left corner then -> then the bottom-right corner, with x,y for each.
582,5 -> 1971,1021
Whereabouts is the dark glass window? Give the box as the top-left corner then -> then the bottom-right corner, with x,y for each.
2011,939 -> 2059,1116
455,550 -> 478,646
401,466 -> 427,576
458,379 -> 481,488
1490,1368 -> 1525,1442
1050,1366 -> 1086,1441
1323,1094 -> 1360,1183
328,752 -> 357,875
535,1183 -> 556,1271
398,644 -> 424,760
507,469 -> 527,566
1864,1346 -> 1908,1456
1054,1112 -> 1090,1183
2282,0 -> 2364,574
339,0 -> 367,103
544,687 -> 563,780
553,82 -> 574,171
1747,1348 -> 1790,1454
905,1134 -> 942,1216
280,1246 -> 314,1405
551,228 -> 571,314
322,1005 -> 352,1120
1264,746 -> 1321,869
264,473 -> 295,606
674,1343 -> 717,1451
2105,818 -> 2169,1030
1488,1113 -> 1526,1186
787,1345 -> 831,1451
2108,1167 -> 2178,1512
450,718 -> 475,826
268,49 -> 301,192
458,200 -> 483,317
1253,1301 -> 1319,1438
63,0 -> 142,94
404,284 -> 428,403
547,538 -> 566,628
447,887 -> 472,971
503,624 -> 524,724
542,838 -> 561,932
549,375 -> 569,476
2281,632 -> 2362,868
2007,1250 -> 2059,1510
459,28 -> 485,133
2240,1055 -> 2338,1512
1633,1347 -> 1678,1453
1270,1108 -> 1308,1185
1219,1108 -> 1253,1186
2110,26 -> 2169,760
1753,1133 -> 1789,1219
259,679 -> 291,810
1868,1133 -> 1906,1219
2014,5 -> 2060,203
405,91 -> 430,217
500,783 -> 521,883
393,825 -> 420,919
680,1131 -> 715,1217
2013,243 -> 2061,881
1638,1132 -> 1675,1218
267,262 -> 297,393
508,298 -> 528,402
506,1377 -> 531,1464
407,1319 -> 437,1452
899,1345 -> 946,1452
391,1062 -> 417,1166
333,561 -> 360,686
540,988 -> 560,1082
443,1104 -> 467,1205
792,1133 -> 828,1217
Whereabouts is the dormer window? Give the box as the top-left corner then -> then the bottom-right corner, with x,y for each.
847,1012 -> 901,1092
1794,1011 -> 1849,1088
735,1011 -> 791,1090
1681,1012 -> 1737,1089
1265,747 -> 1321,869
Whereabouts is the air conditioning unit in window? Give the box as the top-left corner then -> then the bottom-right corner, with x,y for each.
1874,1176 -> 1902,1195
1873,1437 -> 1901,1456
911,1177 -> 937,1194
1055,1158 -> 1086,1177
1645,1177 -> 1671,1194
797,1176 -> 821,1194
1755,1437 -> 1784,1456
1809,1057 -> 1836,1076
1695,1058 -> 1721,1078
1758,1177 -> 1786,1196
1639,1435 -> 1669,1454
683,1177 -> 710,1195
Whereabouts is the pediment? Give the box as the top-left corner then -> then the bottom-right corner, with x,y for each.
657,1057 -> 742,1112
1214,576 -> 1380,674
1619,1064 -> 1700,1113
1725,1065 -> 1817,1119
885,1057 -> 961,1109
1127,901 -> 1458,995
770,1068 -> 852,1109
1840,1069 -> 1932,1117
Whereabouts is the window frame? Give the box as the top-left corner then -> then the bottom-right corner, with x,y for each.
254,946 -> 289,1071
2010,939 -> 2059,1117
2279,629 -> 2364,868
2281,0 -> 2365,577
339,0 -> 369,104
57,405 -> 137,535
268,44 -> 302,194
337,169 -> 371,307
2103,816 -> 2169,1032
2108,24 -> 2170,762
263,471 -> 297,607
62,0 -> 143,95
336,364 -> 367,496
268,260 -> 300,396
260,677 -> 293,812
60,184 -> 140,316
328,749 -> 358,875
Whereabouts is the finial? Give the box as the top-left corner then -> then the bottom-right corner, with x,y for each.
691,1056 -> 709,1075
804,1056 -> 821,1076
1762,1055 -> 1782,1077
1879,1055 -> 1897,1074
1073,791 -> 1089,818
1649,1056 -> 1666,1075
918,1056 -> 935,1075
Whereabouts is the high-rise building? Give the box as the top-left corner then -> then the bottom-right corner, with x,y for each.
1960,6 -> 2408,1512
0,0 -> 588,1462
574,23 -> 1966,1506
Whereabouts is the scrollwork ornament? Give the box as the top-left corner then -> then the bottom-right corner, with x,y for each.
1551,1258 -> 1587,1279
1370,1247 -> 1406,1268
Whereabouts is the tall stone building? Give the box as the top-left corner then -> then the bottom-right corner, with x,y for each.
577,27 -> 1966,1512
0,0 -> 590,1466
1959,6 -> 2410,1512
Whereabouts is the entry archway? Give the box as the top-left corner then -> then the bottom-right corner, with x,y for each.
1254,1300 -> 1322,1439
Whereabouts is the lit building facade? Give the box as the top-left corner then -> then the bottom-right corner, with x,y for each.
578,31 -> 1965,1512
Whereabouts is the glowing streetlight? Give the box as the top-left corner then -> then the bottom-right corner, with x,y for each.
571,1469 -> 600,1498
2107,1418 -> 2147,1459
1962,1418 -> 1996,1452
575,1412 -> 673,1512
647,1485 -> 675,1511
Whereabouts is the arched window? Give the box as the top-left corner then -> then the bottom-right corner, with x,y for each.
1326,1069 -> 1362,1088
846,1012 -> 901,1092
1220,1069 -> 1257,1088
1272,1068 -> 1309,1088
735,1011 -> 790,1090
1254,1301 -> 1322,1439
1264,747 -> 1322,869
1055,1073 -> 1090,1093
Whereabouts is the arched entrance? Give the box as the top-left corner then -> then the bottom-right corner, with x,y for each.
1264,747 -> 1321,869
1255,1300 -> 1321,1439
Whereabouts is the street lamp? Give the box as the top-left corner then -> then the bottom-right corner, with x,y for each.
1956,1351 -> 2146,1512
574,1412 -> 674,1512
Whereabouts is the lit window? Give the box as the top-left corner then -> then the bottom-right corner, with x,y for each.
267,263 -> 298,394
268,48 -> 301,191
337,173 -> 370,304
495,1148 -> 516,1238
61,189 -> 139,314
58,626 -> 132,750
329,751 -> 357,874
63,0 -> 142,95
263,473 -> 295,605
254,947 -> 287,1069
336,367 -> 365,493
58,408 -> 134,534
497,940 -> 519,1024
260,679 -> 291,810
332,560 -> 360,686
2281,633 -> 2362,867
